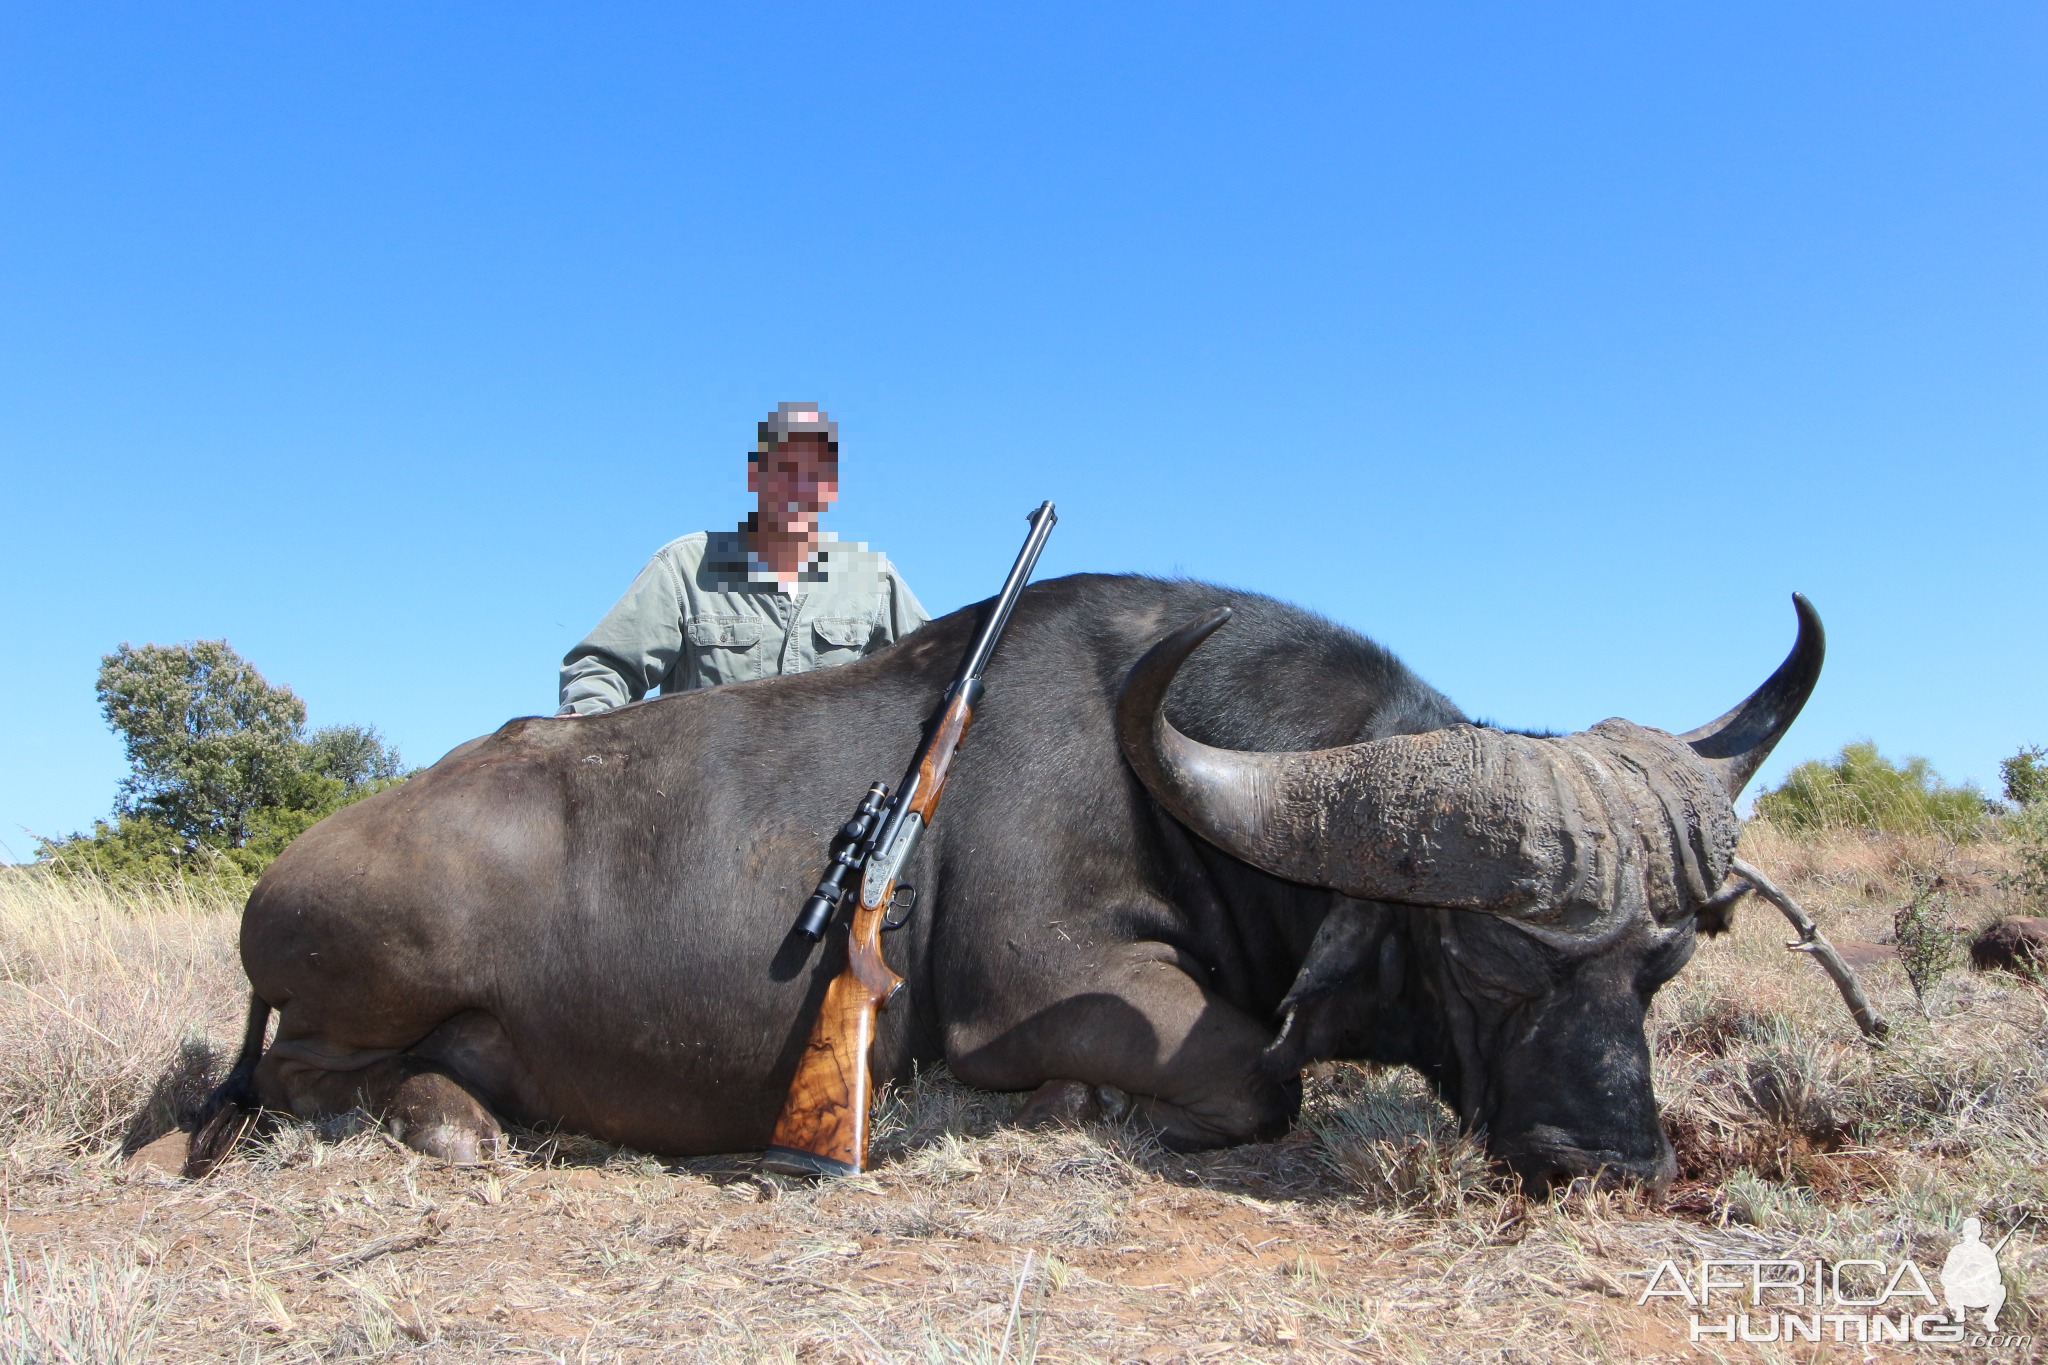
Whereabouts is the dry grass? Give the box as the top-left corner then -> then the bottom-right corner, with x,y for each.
1,838 -> 2045,1362
1658,827 -> 2048,1233
0,868 -> 245,1163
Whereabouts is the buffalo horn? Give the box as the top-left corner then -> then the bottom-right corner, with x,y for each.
1675,593 -> 1826,799
1113,608 -> 1292,865
1116,608 -> 1742,930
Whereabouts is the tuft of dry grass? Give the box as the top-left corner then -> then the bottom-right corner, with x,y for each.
0,844 -> 2044,1360
1301,1067 -> 1497,1218
0,1231 -> 168,1364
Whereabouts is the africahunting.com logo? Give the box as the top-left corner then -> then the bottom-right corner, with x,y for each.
1637,1217 -> 2029,1348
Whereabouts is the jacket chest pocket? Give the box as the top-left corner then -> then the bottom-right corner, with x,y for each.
687,617 -> 767,685
811,617 -> 873,665
688,617 -> 764,650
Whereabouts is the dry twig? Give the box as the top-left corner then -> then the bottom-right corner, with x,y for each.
1731,858 -> 1888,1040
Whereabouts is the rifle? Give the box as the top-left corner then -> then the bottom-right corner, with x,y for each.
762,501 -> 1058,1177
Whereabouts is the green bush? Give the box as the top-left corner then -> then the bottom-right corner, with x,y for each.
1752,741 -> 1990,840
33,640 -> 407,889
31,812 -> 207,888
2002,744 -> 2048,808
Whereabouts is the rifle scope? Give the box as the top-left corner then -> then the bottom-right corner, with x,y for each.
792,782 -> 891,942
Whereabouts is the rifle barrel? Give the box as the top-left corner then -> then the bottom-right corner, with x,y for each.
864,502 -> 1054,878
954,502 -> 1056,687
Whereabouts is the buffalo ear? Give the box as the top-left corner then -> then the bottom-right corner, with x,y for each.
1263,898 -> 1396,1075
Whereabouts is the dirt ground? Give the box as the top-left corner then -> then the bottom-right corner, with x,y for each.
11,1089 -> 1917,1364
3,826 -> 2045,1362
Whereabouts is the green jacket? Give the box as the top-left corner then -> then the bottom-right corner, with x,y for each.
558,530 -> 929,714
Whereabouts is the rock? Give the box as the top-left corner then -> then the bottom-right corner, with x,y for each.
1969,916 -> 2048,975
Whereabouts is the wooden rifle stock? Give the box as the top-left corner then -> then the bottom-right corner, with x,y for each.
763,503 -> 1056,1177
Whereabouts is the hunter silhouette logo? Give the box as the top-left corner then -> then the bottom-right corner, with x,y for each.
1940,1217 -> 2011,1329
1637,1214 -> 2029,1346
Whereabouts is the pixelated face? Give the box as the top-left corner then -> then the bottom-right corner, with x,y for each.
748,432 -> 840,533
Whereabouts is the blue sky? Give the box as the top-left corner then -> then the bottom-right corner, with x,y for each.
4,2 -> 2043,857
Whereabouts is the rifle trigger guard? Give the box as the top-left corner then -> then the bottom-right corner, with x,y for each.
881,884 -> 917,931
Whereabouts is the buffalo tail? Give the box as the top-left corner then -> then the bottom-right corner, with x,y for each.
183,993 -> 273,1179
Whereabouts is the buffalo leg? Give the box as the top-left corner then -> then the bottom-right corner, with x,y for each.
947,943 -> 1292,1150
1015,1079 -> 1109,1127
383,1066 -> 504,1163
256,1048 -> 504,1164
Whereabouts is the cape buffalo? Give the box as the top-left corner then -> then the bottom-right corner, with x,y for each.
191,573 -> 1821,1193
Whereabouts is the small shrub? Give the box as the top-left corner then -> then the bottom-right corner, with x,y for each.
1996,743 -> 2048,916
1893,872 -> 1965,1010
1999,803 -> 2048,912
1754,741 -> 1989,840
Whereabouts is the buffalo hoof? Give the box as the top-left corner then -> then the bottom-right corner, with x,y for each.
1971,916 -> 2048,975
1015,1080 -> 1132,1129
383,1070 -> 504,1164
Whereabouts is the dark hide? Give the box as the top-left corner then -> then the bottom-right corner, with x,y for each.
206,574 -> 1712,1190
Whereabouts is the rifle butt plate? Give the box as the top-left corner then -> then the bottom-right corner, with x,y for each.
760,1145 -> 859,1179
